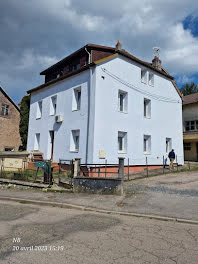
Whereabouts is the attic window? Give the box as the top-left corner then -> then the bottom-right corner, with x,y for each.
141,69 -> 147,84
148,73 -> 154,86
1,104 -> 9,116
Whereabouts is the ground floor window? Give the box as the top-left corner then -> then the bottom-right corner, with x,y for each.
144,135 -> 151,154
166,138 -> 172,154
34,133 -> 40,151
184,142 -> 191,151
70,130 -> 80,152
118,131 -> 127,153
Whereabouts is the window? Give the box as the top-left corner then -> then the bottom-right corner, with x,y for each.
70,130 -> 80,152
166,138 -> 172,153
4,147 -> 14,151
144,135 -> 151,154
118,131 -> 127,153
1,104 -> 9,116
148,72 -> 154,86
144,98 -> 151,118
118,90 -> 128,113
184,142 -> 191,151
34,133 -> 40,151
36,101 -> 42,119
185,120 -> 198,131
141,69 -> 147,84
50,96 -> 57,115
72,87 -> 81,111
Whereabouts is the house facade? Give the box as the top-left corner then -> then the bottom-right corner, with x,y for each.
27,42 -> 184,165
0,87 -> 21,151
183,93 -> 198,161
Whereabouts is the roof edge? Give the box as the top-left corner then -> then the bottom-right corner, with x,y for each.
0,87 -> 20,112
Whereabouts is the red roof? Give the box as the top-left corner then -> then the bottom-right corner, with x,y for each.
183,93 -> 198,105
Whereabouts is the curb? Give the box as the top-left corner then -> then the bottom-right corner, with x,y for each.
0,196 -> 198,226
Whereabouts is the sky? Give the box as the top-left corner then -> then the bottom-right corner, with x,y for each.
0,0 -> 198,103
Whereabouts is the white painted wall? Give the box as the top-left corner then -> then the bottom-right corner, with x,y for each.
27,70 -> 92,163
27,55 -> 184,165
92,55 -> 184,165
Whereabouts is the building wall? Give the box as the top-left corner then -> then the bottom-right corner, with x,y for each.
183,104 -> 198,126
184,142 -> 197,161
0,91 -> 21,151
92,55 -> 184,165
27,70 -> 91,163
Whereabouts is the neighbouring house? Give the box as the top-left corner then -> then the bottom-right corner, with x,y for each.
0,86 -> 21,151
183,93 -> 198,161
27,41 -> 184,166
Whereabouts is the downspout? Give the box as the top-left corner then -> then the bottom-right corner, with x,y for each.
85,48 -> 92,163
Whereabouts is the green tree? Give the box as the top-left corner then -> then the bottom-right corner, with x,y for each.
180,82 -> 198,96
19,95 -> 30,150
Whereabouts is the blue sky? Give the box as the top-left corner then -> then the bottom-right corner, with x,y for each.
0,0 -> 198,103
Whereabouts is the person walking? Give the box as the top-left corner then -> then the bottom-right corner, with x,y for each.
168,149 -> 175,169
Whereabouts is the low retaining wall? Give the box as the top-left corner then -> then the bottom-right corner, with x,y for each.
73,177 -> 122,195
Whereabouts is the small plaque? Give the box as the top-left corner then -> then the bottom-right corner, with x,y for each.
99,150 -> 106,159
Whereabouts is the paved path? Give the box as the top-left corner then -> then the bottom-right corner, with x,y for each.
0,200 -> 198,264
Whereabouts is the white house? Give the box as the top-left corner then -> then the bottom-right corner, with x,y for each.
27,42 -> 184,165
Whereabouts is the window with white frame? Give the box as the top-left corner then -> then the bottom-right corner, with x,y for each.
141,69 -> 147,84
50,95 -> 57,115
72,87 -> 81,111
36,101 -> 42,119
1,104 -> 9,116
148,72 -> 154,86
144,135 -> 151,154
144,98 -> 151,118
34,133 -> 40,151
185,120 -> 198,131
70,130 -> 80,152
166,138 -> 172,153
118,131 -> 127,153
118,90 -> 128,113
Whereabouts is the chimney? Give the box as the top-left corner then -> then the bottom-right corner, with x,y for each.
115,40 -> 122,51
152,56 -> 162,71
152,47 -> 162,71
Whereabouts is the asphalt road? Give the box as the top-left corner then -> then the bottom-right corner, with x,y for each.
0,200 -> 198,264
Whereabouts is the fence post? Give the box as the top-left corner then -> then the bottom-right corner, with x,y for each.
128,158 -> 130,180
105,159 -> 107,178
118,157 -> 125,196
163,155 -> 165,174
176,155 -> 178,171
146,157 -> 148,177
74,158 -> 81,178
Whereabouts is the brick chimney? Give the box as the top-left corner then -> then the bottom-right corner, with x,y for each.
115,40 -> 122,51
152,56 -> 162,71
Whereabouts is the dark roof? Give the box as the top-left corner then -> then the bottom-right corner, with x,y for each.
0,86 -> 20,112
40,43 -> 173,79
28,43 -> 175,94
183,93 -> 198,105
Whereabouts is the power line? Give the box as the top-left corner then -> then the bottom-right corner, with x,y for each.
101,67 -> 181,104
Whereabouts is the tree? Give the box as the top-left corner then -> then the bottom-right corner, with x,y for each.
180,82 -> 198,96
19,95 -> 30,150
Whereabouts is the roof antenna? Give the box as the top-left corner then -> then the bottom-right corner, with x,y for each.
153,47 -> 160,58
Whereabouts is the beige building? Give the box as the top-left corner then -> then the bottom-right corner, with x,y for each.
0,86 -> 21,151
183,93 -> 198,161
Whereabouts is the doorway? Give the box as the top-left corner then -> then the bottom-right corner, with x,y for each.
49,130 -> 54,160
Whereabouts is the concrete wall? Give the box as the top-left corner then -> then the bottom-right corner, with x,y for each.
0,91 -> 21,151
27,70 -> 93,163
183,104 -> 198,126
92,55 -> 184,165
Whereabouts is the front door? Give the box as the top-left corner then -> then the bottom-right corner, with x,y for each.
49,131 -> 54,160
